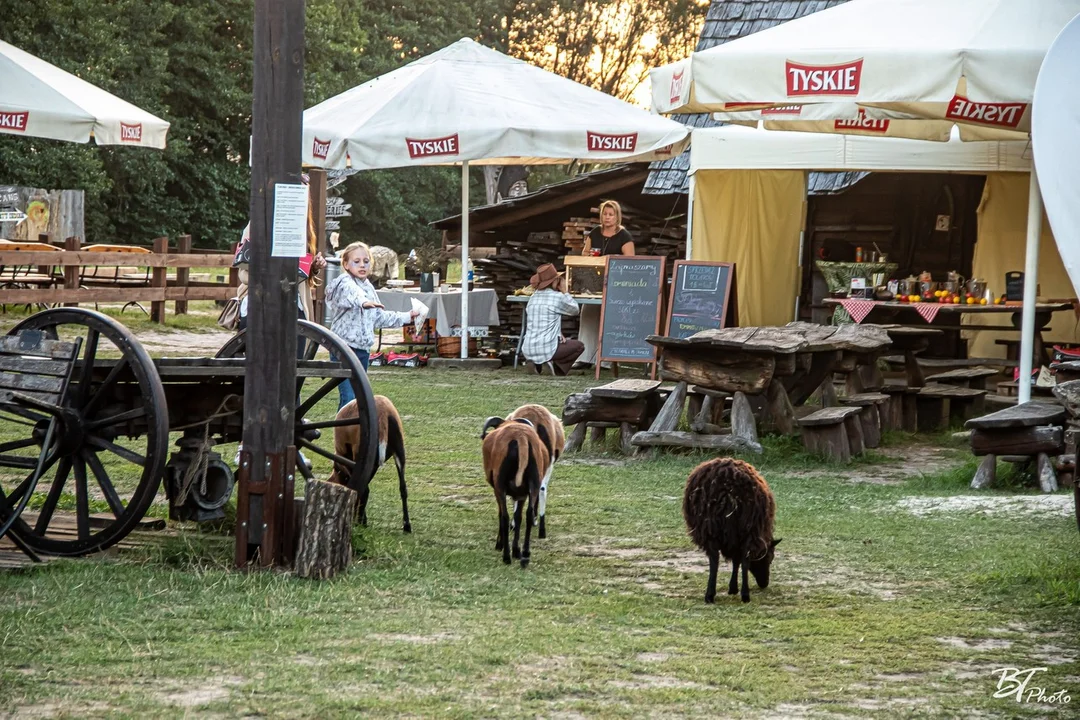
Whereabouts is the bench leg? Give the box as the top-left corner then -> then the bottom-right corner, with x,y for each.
565,423 -> 587,453
802,424 -> 851,463
860,406 -> 881,449
971,454 -> 996,489
916,397 -> 948,432
1037,453 -> 1059,493
844,414 -> 865,456
589,425 -> 607,447
902,394 -> 918,433
619,423 -> 637,456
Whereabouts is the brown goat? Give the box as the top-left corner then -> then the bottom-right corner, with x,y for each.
683,458 -> 780,603
482,403 -> 563,538
481,419 -> 550,568
328,396 -> 411,533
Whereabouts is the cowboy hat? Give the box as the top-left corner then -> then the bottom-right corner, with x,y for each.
530,263 -> 561,291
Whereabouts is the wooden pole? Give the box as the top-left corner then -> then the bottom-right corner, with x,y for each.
308,168 -> 327,326
236,0 -> 304,569
174,234 -> 192,315
150,237 -> 168,323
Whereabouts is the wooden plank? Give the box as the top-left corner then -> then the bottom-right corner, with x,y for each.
970,426 -> 1064,456
659,351 -> 774,395
590,379 -> 661,400
0,371 -> 64,394
0,356 -> 71,376
630,430 -> 762,454
562,392 -> 649,425
965,401 -> 1067,430
918,384 -> 987,399
0,286 -> 234,304
0,334 -> 78,359
798,406 -> 862,427
0,251 -> 234,267
647,381 -> 687,433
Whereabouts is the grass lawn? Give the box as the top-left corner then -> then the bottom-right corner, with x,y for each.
1,367 -> 1078,718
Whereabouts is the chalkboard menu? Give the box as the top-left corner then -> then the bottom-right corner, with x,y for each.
597,256 -> 667,377
665,261 -> 738,339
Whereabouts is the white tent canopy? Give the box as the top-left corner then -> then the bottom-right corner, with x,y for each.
304,37 -> 690,356
0,39 -> 169,149
652,0 -> 1080,142
1032,13 -> 1080,298
690,125 -> 1033,174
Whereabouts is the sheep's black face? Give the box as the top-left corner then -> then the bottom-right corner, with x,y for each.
748,538 -> 781,588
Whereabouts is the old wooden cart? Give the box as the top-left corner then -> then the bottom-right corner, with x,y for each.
0,308 -> 379,559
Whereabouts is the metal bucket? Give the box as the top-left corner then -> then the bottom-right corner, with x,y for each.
322,256 -> 342,328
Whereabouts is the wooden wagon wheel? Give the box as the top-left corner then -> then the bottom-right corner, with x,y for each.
214,320 -> 379,496
0,308 -> 169,556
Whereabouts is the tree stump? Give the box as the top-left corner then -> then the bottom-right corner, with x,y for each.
295,479 -> 357,580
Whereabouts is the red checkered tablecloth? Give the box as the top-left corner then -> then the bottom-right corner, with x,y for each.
839,299 -> 942,324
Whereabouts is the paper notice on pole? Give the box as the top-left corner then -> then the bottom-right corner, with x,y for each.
272,183 -> 309,257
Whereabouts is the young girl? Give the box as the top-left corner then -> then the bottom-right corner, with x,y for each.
326,241 -> 419,408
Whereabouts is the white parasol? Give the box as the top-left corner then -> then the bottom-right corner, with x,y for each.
0,39 -> 169,149
303,37 -> 690,357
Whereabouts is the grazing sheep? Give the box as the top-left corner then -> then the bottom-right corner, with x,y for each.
683,458 -> 780,603
482,403 -> 563,538
481,418 -> 551,568
328,395 -> 411,533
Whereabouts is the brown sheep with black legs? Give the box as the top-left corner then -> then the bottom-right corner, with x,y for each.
328,396 -> 411,533
683,458 -> 780,603
482,403 -> 563,538
481,418 -> 550,568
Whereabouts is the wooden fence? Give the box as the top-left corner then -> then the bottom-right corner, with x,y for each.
0,235 -> 239,323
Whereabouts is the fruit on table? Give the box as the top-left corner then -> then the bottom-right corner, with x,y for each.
952,296 -> 960,304
980,298 -> 988,305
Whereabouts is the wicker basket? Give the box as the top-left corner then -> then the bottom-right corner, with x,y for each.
436,335 -> 477,358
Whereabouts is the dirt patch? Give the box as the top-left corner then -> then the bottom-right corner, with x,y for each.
573,544 -> 650,560
636,652 -> 672,663
159,675 -> 244,708
895,495 -> 1074,518
793,442 -> 964,486
562,457 -> 630,467
608,674 -> 706,690
936,637 -> 1014,651
783,556 -> 903,601
10,702 -> 117,719
136,329 -> 236,357
632,551 -> 707,574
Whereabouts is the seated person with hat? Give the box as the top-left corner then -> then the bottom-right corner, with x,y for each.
521,263 -> 584,375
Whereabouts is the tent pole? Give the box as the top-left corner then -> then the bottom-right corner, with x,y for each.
685,172 -> 695,260
460,161 -> 470,359
1018,169 -> 1043,404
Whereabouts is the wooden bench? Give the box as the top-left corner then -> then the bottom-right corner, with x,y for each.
0,329 -> 83,560
840,392 -> 888,448
965,402 -> 1067,492
564,379 -> 663,455
798,406 -> 864,462
1051,360 -> 1080,384
881,383 -> 920,433
883,355 -> 1019,372
917,384 -> 987,429
923,367 -> 999,391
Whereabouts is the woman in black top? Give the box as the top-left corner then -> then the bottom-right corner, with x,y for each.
582,199 -> 635,256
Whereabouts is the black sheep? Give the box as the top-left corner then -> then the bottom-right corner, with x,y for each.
683,458 -> 780,603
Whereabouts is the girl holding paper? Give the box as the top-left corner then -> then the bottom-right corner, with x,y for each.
326,241 -> 422,408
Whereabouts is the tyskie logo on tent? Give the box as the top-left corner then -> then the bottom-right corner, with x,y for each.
834,109 -> 889,133
587,131 -> 638,153
945,96 -> 1026,129
312,137 -> 331,160
120,122 -> 143,143
0,111 -> 29,132
762,105 -> 803,117
786,59 -> 863,97
406,134 -> 460,159
669,69 -> 686,105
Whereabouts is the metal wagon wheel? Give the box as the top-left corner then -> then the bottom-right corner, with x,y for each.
0,308 -> 169,556
214,320 -> 379,495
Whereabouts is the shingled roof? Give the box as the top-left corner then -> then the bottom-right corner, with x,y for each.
644,0 -> 867,196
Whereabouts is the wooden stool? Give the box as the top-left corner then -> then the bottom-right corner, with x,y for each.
840,392 -> 888,448
966,401 -> 1066,492
918,384 -> 987,430
563,379 -> 663,455
798,406 -> 864,462
881,384 -> 919,433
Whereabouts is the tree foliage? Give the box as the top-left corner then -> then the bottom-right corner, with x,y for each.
0,1 -> 705,252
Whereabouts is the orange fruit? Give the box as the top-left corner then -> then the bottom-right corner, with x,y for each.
966,297 -> 975,304
952,297 -> 960,304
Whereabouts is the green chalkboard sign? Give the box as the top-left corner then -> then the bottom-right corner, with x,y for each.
597,255 -> 667,376
664,261 -> 738,339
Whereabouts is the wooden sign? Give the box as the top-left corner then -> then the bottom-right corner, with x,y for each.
664,261 -> 738,339
597,255 -> 666,378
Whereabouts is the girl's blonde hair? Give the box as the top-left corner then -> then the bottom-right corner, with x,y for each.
598,199 -> 623,229
340,241 -> 372,264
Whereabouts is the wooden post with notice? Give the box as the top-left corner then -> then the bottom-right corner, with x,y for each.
236,0 -> 304,569
174,234 -> 192,315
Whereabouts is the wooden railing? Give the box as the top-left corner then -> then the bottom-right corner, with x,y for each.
0,235 -> 239,323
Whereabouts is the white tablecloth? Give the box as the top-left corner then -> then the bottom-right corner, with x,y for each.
376,288 -> 500,336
